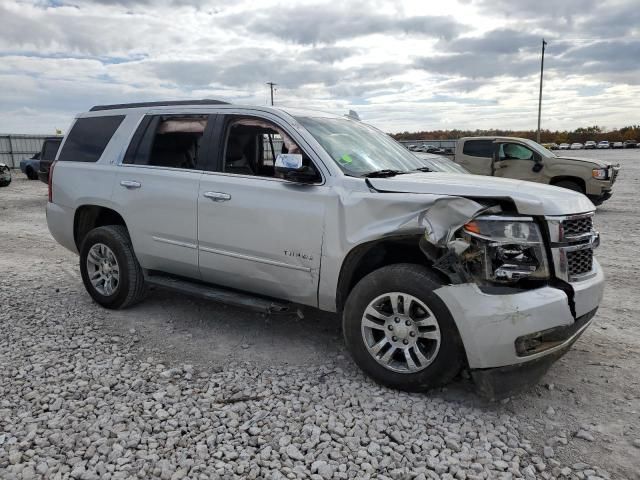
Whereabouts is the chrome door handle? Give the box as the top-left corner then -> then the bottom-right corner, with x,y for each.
203,191 -> 231,201
120,180 -> 141,189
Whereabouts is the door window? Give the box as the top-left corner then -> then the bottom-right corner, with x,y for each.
462,140 -> 493,158
499,143 -> 534,161
221,117 -> 321,181
124,115 -> 209,170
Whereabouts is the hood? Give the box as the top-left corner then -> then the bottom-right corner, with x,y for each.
555,155 -> 617,168
367,173 -> 595,216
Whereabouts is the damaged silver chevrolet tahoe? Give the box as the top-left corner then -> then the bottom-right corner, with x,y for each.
46,100 -> 604,396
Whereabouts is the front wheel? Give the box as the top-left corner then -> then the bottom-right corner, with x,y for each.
553,180 -> 584,194
343,264 -> 465,392
79,225 -> 146,309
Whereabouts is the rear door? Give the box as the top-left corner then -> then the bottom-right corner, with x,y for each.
196,113 -> 329,306
456,140 -> 493,175
111,113 -> 215,279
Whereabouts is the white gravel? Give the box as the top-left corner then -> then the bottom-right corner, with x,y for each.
0,294 -> 615,480
2,150 -> 640,479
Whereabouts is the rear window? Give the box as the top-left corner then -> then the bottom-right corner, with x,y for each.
42,138 -> 62,161
462,140 -> 494,158
57,116 -> 125,163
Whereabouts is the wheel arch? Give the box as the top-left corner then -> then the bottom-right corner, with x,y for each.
335,235 -> 447,312
549,176 -> 586,193
74,204 -> 128,250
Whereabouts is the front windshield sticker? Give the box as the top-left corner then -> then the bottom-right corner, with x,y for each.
340,154 -> 353,164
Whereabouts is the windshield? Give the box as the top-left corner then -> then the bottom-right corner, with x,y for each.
521,138 -> 557,158
414,153 -> 469,173
295,116 -> 426,176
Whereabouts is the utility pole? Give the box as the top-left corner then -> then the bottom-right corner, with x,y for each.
537,38 -> 547,143
266,82 -> 277,106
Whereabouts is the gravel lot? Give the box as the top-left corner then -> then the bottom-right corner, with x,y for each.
1,150 -> 639,480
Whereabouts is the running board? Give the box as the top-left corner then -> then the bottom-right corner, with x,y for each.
145,274 -> 299,316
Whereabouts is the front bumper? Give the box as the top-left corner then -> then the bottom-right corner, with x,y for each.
471,308 -> 597,399
433,259 -> 604,370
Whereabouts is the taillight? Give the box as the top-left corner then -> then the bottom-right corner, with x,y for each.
48,161 -> 56,202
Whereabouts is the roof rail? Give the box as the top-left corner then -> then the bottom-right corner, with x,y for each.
89,99 -> 230,112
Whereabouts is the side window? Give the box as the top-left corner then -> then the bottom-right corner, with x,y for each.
222,117 -> 320,181
125,115 -> 208,169
462,140 -> 493,158
42,139 -> 61,161
57,116 -> 124,163
500,143 -> 534,160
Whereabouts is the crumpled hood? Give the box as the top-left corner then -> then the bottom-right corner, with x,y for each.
367,173 -> 595,216
555,155 -> 617,168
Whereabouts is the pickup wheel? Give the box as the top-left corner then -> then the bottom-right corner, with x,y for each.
343,264 -> 464,392
79,225 -> 146,309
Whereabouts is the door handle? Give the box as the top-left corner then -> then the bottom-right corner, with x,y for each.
120,180 -> 141,189
203,191 -> 231,201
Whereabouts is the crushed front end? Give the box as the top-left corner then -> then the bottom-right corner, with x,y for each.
420,202 -> 604,398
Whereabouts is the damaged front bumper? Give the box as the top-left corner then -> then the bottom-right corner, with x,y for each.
433,259 -> 604,395
470,308 -> 597,399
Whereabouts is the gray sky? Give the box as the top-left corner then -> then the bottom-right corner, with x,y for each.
1,0 -> 638,134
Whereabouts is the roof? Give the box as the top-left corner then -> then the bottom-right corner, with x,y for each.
89,99 -> 230,111
458,136 -> 531,142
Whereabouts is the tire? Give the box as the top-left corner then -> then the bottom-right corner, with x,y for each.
343,263 -> 465,392
553,180 -> 584,194
0,179 -> 10,187
79,225 -> 146,309
26,167 -> 38,180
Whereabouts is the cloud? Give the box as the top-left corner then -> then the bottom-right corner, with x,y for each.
0,0 -> 638,134
232,4 -> 464,44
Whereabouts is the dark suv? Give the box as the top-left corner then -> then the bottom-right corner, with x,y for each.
37,136 -> 64,183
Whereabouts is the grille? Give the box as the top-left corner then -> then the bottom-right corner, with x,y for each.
567,249 -> 593,277
611,168 -> 619,183
562,216 -> 593,238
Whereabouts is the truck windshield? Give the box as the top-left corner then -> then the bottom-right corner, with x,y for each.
295,116 -> 426,176
522,139 -> 557,158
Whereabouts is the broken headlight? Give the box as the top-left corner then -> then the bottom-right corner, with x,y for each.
462,216 -> 550,284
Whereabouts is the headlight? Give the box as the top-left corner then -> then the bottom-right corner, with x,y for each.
592,168 -> 608,180
462,217 -> 550,284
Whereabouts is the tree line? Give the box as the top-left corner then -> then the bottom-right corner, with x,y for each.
392,125 -> 640,144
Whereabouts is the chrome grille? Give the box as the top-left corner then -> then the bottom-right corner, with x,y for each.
562,216 -> 593,238
567,249 -> 593,277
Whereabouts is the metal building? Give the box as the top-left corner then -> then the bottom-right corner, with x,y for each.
0,134 -> 52,168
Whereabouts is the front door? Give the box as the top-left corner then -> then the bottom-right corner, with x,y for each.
197,114 -> 329,306
494,142 -> 545,183
112,113 -> 215,279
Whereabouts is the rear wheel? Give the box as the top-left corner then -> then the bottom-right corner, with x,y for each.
26,167 -> 38,180
343,264 -> 465,392
79,225 -> 146,309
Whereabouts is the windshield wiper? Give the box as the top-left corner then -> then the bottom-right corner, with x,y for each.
412,167 -> 433,173
362,169 -> 407,178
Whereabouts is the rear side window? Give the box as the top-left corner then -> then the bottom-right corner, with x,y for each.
57,116 -> 125,163
42,139 -> 62,161
124,115 -> 209,170
462,140 -> 494,158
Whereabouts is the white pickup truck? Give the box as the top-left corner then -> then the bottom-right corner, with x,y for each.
47,101 -> 604,396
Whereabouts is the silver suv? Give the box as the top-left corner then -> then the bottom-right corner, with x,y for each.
47,100 -> 604,396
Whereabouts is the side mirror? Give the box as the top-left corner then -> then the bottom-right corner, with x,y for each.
275,154 -> 317,183
275,153 -> 303,171
532,162 -> 543,172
